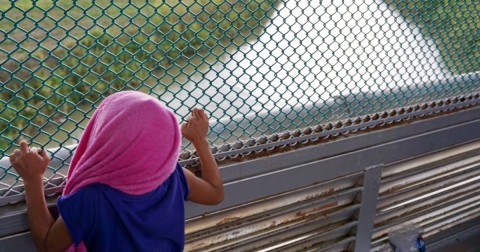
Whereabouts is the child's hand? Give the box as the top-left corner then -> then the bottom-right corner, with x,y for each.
181,108 -> 209,145
9,141 -> 50,184
181,108 -> 224,205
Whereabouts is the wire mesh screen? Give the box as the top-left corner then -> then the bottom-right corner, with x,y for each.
0,0 -> 479,200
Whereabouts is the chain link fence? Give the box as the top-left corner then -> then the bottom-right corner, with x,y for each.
0,0 -> 479,202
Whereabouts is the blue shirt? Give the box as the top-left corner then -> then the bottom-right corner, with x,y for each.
57,163 -> 189,252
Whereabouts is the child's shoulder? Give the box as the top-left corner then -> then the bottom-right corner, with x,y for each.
61,183 -> 103,199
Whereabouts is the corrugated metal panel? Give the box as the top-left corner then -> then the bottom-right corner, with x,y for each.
371,141 -> 480,251
185,173 -> 363,251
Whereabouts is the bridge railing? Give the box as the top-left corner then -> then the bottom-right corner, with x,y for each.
1,0 -> 479,188
1,103 -> 480,251
0,0 -> 480,250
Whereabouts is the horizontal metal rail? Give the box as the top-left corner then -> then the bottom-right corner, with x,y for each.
268,221 -> 358,252
378,161 -> 480,209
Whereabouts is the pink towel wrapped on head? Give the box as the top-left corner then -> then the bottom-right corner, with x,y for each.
62,91 -> 181,251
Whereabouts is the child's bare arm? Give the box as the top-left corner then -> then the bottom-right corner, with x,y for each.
181,108 -> 224,205
10,141 -> 73,252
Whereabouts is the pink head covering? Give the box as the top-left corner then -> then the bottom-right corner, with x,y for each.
63,90 -> 181,196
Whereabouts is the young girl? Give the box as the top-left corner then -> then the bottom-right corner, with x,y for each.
9,91 -> 224,251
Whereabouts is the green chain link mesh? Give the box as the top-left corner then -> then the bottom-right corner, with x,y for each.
0,0 -> 479,198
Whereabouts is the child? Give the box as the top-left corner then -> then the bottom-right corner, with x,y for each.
9,91 -> 224,251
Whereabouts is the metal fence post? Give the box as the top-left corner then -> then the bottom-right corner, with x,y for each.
354,165 -> 383,252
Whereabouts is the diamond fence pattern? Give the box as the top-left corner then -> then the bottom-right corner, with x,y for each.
0,0 -> 479,200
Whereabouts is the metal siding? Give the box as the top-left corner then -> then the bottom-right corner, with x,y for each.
371,141 -> 480,251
